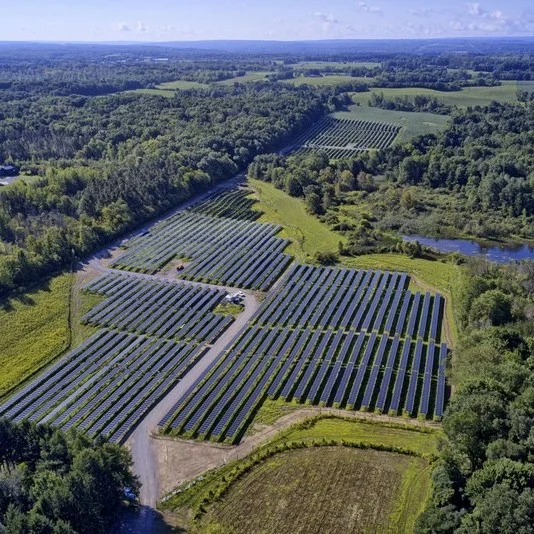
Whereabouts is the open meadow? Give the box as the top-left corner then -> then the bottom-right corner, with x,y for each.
199,447 -> 430,534
0,274 -> 72,398
351,80 -> 534,108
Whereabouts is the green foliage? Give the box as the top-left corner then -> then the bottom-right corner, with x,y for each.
0,419 -> 138,534
416,262 -> 534,533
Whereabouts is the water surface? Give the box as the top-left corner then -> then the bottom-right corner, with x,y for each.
403,235 -> 534,263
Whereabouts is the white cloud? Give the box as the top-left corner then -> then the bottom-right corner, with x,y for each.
357,1 -> 382,15
409,8 -> 433,18
137,21 -> 147,32
117,22 -> 131,32
467,2 -> 483,16
313,12 -> 338,24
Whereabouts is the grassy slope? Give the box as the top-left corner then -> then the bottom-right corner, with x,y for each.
0,272 -> 104,400
0,274 -> 72,398
351,80 -> 534,108
200,447 -> 430,534
249,178 -> 345,262
331,104 -> 450,144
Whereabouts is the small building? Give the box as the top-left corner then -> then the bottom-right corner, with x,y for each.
0,165 -> 19,177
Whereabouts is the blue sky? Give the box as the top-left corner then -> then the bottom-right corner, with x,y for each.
5,1 -> 534,41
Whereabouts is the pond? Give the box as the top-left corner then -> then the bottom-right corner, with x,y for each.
402,235 -> 534,263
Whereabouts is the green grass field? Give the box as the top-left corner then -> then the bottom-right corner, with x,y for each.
331,104 -> 450,144
0,274 -> 72,398
351,80 -> 534,108
249,179 -> 345,262
215,71 -> 272,85
156,80 -> 208,90
162,416 -> 436,533
199,447 -> 431,534
283,75 -> 374,87
0,271 -> 105,400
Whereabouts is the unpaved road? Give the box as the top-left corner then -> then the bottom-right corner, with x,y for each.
72,171 -> 267,533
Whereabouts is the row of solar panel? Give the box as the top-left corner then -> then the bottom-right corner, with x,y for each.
161,324 -> 448,443
112,209 -> 291,290
254,264 -> 443,341
82,274 -> 231,345
0,330 -> 207,443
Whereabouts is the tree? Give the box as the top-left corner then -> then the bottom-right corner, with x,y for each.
470,290 -> 512,326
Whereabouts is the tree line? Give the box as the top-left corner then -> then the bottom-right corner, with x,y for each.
0,418 -> 137,534
416,261 -> 534,533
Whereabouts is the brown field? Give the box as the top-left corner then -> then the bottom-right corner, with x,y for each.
197,446 -> 430,534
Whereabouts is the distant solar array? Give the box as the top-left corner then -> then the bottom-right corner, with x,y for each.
112,209 -> 291,290
0,273 -> 233,443
291,117 -> 401,159
161,265 -> 448,443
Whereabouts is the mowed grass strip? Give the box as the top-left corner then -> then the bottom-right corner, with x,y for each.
282,416 -> 439,457
198,447 -> 431,534
283,75 -> 374,86
248,178 -> 345,262
0,273 -> 72,398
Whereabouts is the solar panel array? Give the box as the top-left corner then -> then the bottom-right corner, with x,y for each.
291,117 -> 401,159
82,273 -> 232,345
0,273 -> 235,444
112,210 -> 291,290
161,265 -> 449,443
188,188 -> 260,221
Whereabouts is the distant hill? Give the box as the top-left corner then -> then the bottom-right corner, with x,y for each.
2,37 -> 534,57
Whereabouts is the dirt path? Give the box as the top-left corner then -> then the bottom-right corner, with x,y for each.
154,406 -> 440,498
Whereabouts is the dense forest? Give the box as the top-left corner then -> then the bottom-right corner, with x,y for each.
0,419 -> 137,533
0,82 -> 328,295
416,261 -> 534,532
